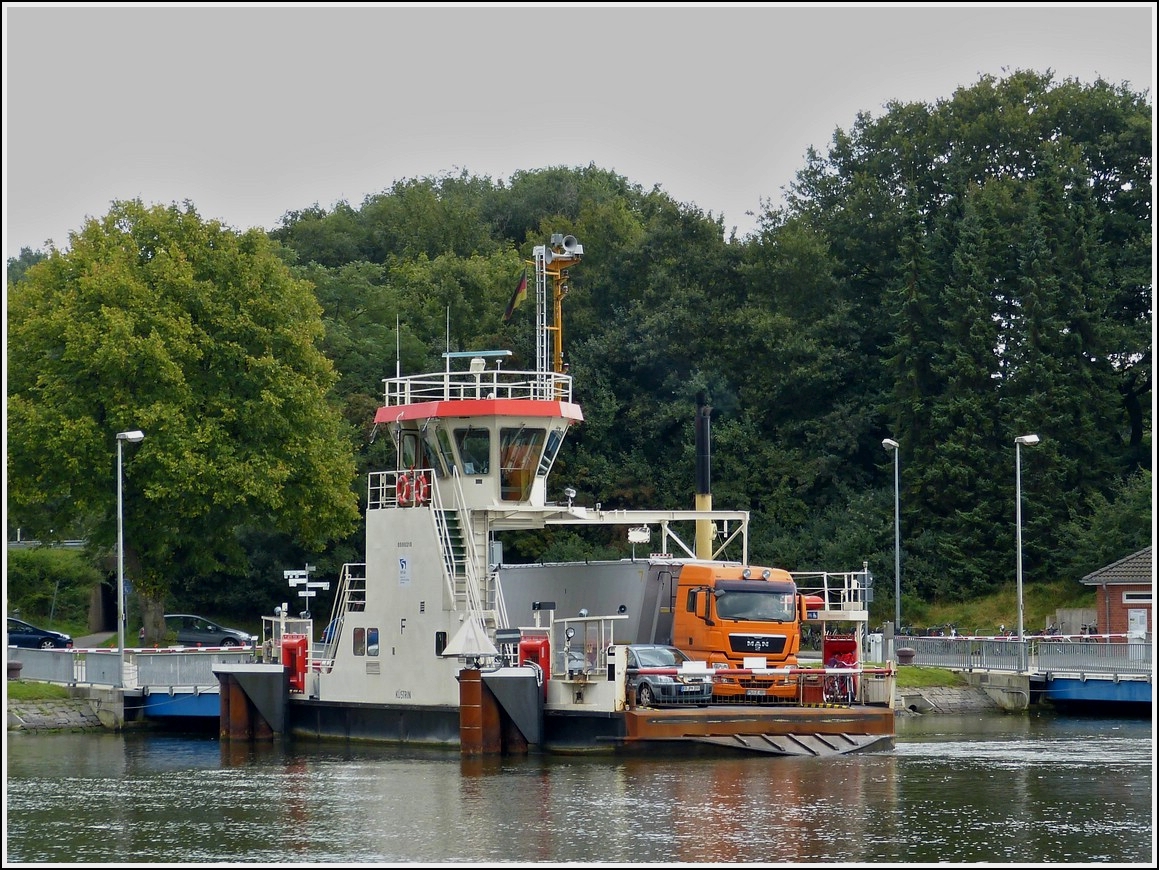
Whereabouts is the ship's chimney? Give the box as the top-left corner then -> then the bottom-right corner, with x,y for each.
695,392 -> 712,559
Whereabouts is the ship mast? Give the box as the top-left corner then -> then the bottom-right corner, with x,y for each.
532,234 -> 583,376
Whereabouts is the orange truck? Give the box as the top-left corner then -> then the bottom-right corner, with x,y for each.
498,558 -> 869,704
671,563 -> 813,701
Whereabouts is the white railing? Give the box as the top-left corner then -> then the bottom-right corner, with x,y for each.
792,570 -> 871,616
9,645 -> 255,689
384,368 -> 571,405
900,634 -> 1152,675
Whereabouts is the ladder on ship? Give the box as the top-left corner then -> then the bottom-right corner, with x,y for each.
431,474 -> 506,632
319,562 -> 366,660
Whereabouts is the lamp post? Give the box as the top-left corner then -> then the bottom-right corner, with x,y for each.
116,429 -> 145,681
1014,433 -> 1040,641
882,438 -> 901,632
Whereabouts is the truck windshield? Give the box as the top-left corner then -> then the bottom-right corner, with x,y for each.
715,590 -> 796,622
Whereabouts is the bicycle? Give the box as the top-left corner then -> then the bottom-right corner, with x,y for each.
822,658 -> 857,705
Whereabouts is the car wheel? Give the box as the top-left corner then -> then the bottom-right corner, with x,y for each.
638,683 -> 656,707
221,638 -> 240,647
39,639 -> 56,649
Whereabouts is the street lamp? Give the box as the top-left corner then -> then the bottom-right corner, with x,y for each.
116,429 -> 145,680
882,438 -> 901,632
1014,433 -> 1040,641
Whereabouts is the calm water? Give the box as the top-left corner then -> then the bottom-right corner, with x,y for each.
4,713 -> 1154,866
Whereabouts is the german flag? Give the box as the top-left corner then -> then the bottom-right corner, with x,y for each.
502,267 -> 528,323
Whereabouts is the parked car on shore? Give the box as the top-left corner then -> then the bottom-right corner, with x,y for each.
625,643 -> 713,707
163,614 -> 254,647
7,617 -> 73,649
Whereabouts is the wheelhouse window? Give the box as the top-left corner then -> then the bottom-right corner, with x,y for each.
455,427 -> 490,476
537,427 -> 565,477
421,426 -> 449,478
399,432 -> 421,471
435,428 -> 457,478
500,427 -> 546,501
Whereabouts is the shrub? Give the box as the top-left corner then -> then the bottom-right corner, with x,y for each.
6,547 -> 102,625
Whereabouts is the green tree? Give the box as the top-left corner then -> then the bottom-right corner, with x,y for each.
6,547 -> 102,627
7,200 -> 361,640
6,246 -> 47,286
1055,468 -> 1153,578
769,70 -> 1151,602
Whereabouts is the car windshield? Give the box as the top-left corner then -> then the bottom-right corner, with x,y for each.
715,590 -> 796,621
634,647 -> 684,668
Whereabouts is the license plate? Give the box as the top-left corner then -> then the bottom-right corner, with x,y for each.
681,685 -> 701,692
745,689 -> 766,697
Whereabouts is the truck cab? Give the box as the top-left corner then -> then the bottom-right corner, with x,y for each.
672,564 -> 805,701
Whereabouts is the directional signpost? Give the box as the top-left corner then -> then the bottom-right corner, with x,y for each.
284,564 -> 329,618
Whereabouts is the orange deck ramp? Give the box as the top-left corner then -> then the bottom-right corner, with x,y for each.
622,704 -> 894,755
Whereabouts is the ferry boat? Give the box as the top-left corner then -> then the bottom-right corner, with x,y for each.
226,234 -> 896,757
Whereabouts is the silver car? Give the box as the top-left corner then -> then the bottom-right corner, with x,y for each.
625,644 -> 714,707
164,614 -> 254,647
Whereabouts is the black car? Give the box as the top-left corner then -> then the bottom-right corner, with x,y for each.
625,644 -> 714,707
7,617 -> 73,649
163,614 -> 254,647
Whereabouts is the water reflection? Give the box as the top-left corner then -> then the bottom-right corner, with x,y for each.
4,714 -> 1152,864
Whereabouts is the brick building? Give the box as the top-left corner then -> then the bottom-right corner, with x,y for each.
1081,546 -> 1153,639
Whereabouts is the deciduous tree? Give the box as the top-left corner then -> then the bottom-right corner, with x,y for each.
7,200 -> 361,638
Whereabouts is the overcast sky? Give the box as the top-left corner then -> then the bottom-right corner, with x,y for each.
3,3 -> 1155,261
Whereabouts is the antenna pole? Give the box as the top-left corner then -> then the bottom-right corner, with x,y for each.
532,234 -> 584,377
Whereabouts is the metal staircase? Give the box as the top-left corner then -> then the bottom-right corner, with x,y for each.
430,473 -> 506,631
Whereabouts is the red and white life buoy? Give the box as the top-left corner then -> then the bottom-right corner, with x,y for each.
414,471 -> 429,506
397,472 -> 413,506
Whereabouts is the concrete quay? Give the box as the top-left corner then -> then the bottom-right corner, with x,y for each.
7,686 -> 138,733
897,671 -> 1026,714
7,696 -> 107,733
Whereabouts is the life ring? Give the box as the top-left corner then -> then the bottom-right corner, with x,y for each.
397,472 -> 413,506
414,471 -> 429,506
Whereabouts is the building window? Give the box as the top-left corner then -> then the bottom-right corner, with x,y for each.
1122,591 -> 1152,605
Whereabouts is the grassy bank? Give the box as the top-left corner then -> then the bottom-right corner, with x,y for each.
899,579 -> 1095,636
894,666 -> 966,689
7,681 -> 72,701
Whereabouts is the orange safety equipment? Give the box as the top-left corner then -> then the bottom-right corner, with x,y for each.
282,634 -> 308,693
414,471 -> 430,506
397,472 -> 413,506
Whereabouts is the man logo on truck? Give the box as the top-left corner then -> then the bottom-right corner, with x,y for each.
736,635 -> 784,654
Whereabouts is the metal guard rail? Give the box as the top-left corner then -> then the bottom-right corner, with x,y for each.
900,635 -> 1152,676
8,646 -> 256,689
